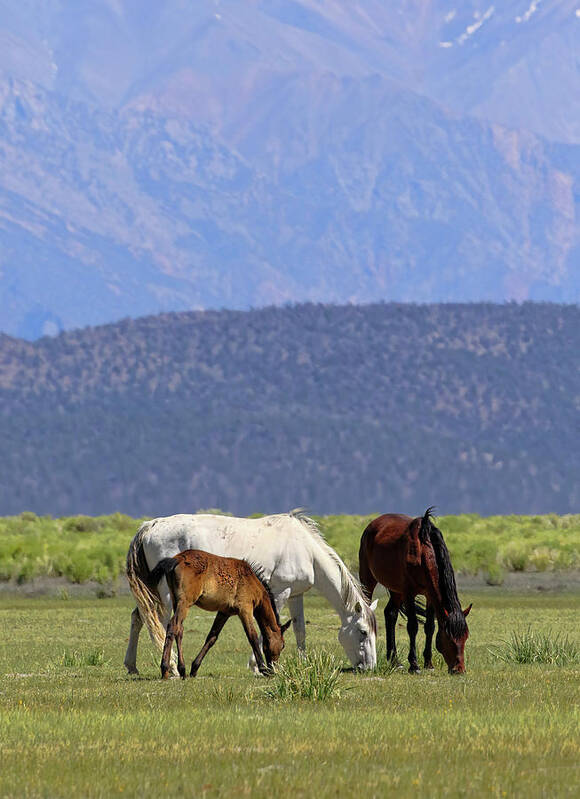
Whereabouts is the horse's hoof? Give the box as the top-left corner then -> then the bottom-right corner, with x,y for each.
408,666 -> 421,674
424,663 -> 434,671
126,667 -> 139,676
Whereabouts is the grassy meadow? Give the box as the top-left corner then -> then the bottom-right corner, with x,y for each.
1,591 -> 579,798
1,511 -> 579,797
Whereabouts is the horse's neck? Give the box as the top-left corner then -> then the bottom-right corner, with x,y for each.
424,565 -> 454,623
311,545 -> 352,622
255,597 -> 277,636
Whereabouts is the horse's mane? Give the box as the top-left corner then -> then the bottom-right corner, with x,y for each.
420,507 -> 467,638
245,560 -> 281,627
290,509 -> 375,630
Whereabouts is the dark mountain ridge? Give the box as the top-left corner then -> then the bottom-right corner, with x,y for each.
1,301 -> 578,517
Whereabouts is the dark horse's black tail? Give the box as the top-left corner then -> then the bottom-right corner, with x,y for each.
400,600 -> 427,622
147,557 -> 180,605
420,507 -> 467,637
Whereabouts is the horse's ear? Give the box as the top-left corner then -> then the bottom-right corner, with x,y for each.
354,601 -> 362,614
463,603 -> 473,617
370,599 -> 378,612
280,619 -> 292,635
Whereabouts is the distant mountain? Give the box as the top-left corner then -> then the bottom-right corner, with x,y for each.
3,1 -> 579,142
0,302 -> 578,517
1,2 -> 579,338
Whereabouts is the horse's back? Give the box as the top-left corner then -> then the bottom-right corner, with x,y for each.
139,512 -> 314,594
361,513 -> 414,549
359,513 -> 421,594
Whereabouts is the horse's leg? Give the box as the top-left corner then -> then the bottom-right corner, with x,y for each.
405,594 -> 420,674
174,602 -> 191,680
124,606 -> 142,675
162,600 -> 190,680
190,612 -> 229,677
385,593 -> 402,665
161,616 -> 178,679
158,580 -> 180,677
423,603 -> 436,670
239,610 -> 268,675
288,594 -> 306,653
247,587 -> 291,674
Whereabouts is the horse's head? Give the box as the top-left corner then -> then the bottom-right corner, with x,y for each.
436,604 -> 472,673
338,599 -> 378,670
263,618 -> 292,666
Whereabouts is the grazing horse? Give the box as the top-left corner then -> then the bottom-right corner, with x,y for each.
149,550 -> 292,678
125,510 -> 377,676
358,508 -> 471,674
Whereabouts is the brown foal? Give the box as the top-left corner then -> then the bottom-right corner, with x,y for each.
148,549 -> 291,679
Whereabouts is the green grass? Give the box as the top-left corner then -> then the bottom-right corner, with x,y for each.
264,650 -> 343,701
1,592 -> 579,798
1,511 -> 579,586
490,627 -> 580,666
61,648 -> 108,667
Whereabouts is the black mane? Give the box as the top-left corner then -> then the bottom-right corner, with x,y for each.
245,560 -> 281,626
420,508 -> 467,638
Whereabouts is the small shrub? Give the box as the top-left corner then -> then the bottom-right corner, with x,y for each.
484,563 -> 505,586
529,547 -> 552,572
107,512 -> 135,531
64,516 -> 100,534
490,628 -> 580,665
63,555 -> 93,583
16,560 -> 36,584
501,541 -> 530,572
95,584 -> 116,599
264,651 -> 342,701
19,511 -> 39,523
61,649 -> 107,667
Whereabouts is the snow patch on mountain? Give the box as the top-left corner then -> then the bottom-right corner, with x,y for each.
458,6 -> 495,45
516,1 -> 542,24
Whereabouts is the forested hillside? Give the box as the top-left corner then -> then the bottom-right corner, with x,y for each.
0,302 -> 578,517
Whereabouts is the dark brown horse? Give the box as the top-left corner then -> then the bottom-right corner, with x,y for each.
359,508 -> 471,674
149,550 -> 291,679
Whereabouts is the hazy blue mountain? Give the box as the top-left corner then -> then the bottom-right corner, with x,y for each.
0,1 -> 579,338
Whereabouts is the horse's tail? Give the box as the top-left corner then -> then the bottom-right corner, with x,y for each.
126,522 -> 170,655
399,598 -> 427,623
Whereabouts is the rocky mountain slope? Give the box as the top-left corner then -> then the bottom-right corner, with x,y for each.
1,2 -> 579,338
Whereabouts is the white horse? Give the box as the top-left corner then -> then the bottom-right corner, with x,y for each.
125,510 -> 378,675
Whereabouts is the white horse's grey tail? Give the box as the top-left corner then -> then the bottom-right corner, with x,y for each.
126,522 -> 169,656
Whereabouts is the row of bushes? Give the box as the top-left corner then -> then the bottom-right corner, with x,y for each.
322,513 -> 580,584
0,511 -> 579,585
